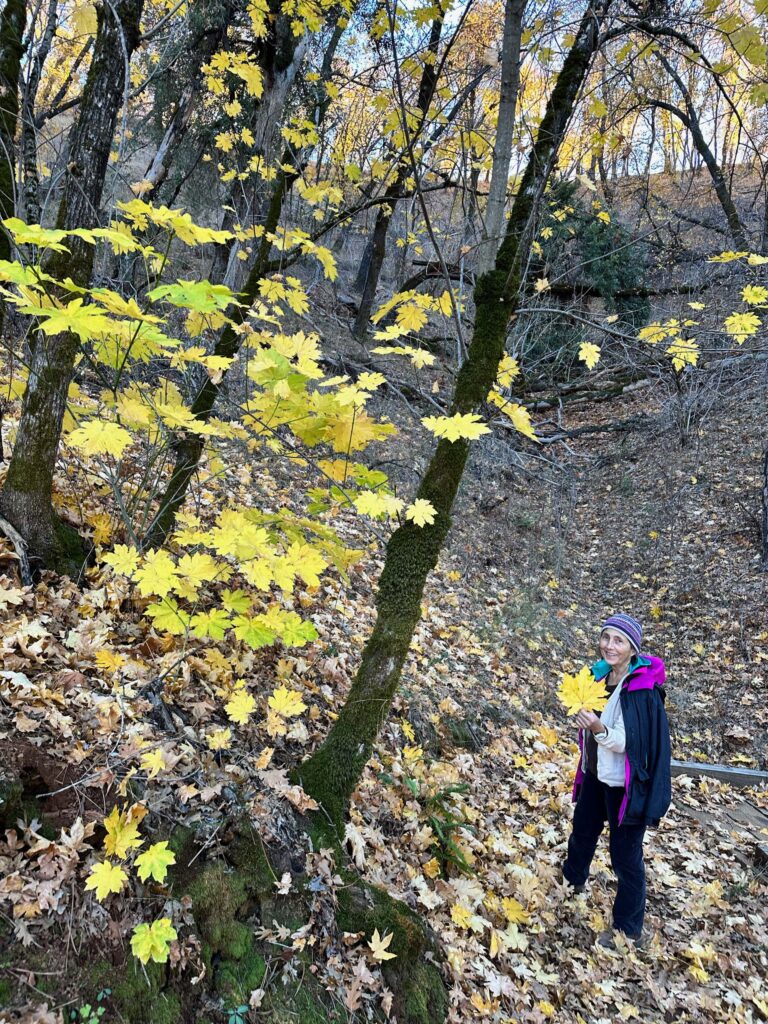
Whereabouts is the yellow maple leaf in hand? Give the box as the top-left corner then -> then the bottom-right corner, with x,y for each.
368,928 -> 397,961
85,860 -> 128,901
558,665 -> 609,715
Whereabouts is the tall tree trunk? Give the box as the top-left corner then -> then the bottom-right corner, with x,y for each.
476,0 -> 526,275
0,0 -> 25,259
652,53 -> 748,249
298,0 -> 613,828
19,0 -> 57,226
141,0 -> 236,201
0,0 -> 144,576
142,16 -> 348,548
352,14 -> 444,340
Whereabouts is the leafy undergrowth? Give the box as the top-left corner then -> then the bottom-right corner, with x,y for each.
1,373 -> 768,1023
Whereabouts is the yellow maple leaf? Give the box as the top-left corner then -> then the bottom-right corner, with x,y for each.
140,749 -> 167,780
134,549 -> 179,598
423,857 -> 441,879
421,413 -> 490,443
131,918 -> 177,964
450,903 -> 473,928
226,689 -> 257,725
501,897 -> 530,924
103,805 -> 145,859
67,420 -> 133,458
206,727 -> 232,750
85,860 -> 128,901
578,342 -> 601,369
558,665 -> 609,715
405,499 -> 436,527
94,650 -> 126,674
268,685 -> 307,718
368,928 -> 397,961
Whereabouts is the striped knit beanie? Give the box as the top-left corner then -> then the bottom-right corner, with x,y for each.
601,613 -> 642,653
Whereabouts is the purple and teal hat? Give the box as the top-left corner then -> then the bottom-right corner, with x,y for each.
601,613 -> 642,652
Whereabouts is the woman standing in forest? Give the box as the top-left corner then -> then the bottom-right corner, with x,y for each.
562,613 -> 672,948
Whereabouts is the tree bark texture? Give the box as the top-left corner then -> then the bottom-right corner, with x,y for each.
476,0 -> 526,275
762,444 -> 768,570
0,0 -> 144,576
352,14 -> 444,339
0,0 -> 25,260
298,0 -> 613,828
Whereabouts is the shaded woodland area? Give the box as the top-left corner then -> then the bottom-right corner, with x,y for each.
0,0 -> 766,1021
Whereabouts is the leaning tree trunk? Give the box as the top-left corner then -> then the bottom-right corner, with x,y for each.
19,0 -> 57,227
652,53 -> 748,250
476,0 -> 526,274
352,14 -> 444,339
298,0 -> 613,828
0,0 -> 144,576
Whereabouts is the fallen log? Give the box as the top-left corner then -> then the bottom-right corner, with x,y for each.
671,759 -> 768,788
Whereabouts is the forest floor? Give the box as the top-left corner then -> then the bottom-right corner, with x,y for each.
1,338 -> 767,1023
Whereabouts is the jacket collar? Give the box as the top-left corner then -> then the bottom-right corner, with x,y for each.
591,654 -> 651,682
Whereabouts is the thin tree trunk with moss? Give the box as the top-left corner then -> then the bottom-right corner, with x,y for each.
0,0 -> 25,275
141,0 -> 236,201
298,0 -> 613,828
0,0 -> 144,576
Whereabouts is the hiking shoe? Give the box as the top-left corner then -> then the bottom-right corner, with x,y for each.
561,873 -> 585,895
597,929 -> 647,950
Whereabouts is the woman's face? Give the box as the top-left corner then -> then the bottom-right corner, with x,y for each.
599,628 -> 632,667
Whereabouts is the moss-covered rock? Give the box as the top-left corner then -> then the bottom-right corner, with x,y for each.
89,959 -> 180,1024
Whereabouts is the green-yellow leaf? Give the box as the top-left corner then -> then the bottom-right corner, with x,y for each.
135,841 -> 176,883
130,918 -> 177,964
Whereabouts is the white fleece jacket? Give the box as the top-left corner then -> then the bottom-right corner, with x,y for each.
581,679 -> 627,787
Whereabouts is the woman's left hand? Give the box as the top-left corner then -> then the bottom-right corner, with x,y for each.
575,709 -> 603,733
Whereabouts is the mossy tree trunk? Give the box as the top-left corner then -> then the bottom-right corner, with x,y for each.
0,0 -> 144,577
142,15 -> 349,548
0,0 -> 25,263
298,0 -> 614,828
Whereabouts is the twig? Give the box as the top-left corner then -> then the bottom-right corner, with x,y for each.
0,513 -> 33,585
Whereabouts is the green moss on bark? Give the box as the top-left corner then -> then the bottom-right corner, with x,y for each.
337,877 -> 447,1024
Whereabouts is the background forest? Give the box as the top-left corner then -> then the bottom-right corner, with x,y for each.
0,0 -> 767,1021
